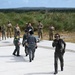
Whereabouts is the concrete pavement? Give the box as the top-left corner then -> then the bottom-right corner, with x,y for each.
0,38 -> 75,75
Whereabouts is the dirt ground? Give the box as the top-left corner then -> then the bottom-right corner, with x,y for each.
21,31 -> 75,43
36,31 -> 75,43
0,31 -> 75,43
59,32 -> 75,43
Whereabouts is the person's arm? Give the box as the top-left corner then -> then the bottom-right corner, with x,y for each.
52,39 -> 57,47
34,37 -> 37,48
13,38 -> 15,45
62,40 -> 66,54
19,27 -> 21,32
22,34 -> 26,46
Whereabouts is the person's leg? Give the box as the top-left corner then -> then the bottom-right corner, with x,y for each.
29,51 -> 32,62
28,48 -> 32,62
51,33 -> 53,40
59,54 -> 64,71
10,31 -> 12,38
2,33 -> 3,40
50,33 -> 52,40
38,32 -> 40,38
41,32 -> 43,39
17,46 -> 20,56
4,32 -> 6,40
25,46 -> 28,56
32,49 -> 35,60
13,46 -> 17,55
7,29 -> 9,38
54,53 -> 58,74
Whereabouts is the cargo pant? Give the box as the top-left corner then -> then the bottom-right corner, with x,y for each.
49,31 -> 54,40
7,28 -> 12,38
28,44 -> 36,62
2,31 -> 6,40
54,52 -> 64,72
13,46 -> 20,56
38,29 -> 43,39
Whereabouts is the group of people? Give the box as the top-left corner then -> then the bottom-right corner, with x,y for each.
13,24 -> 37,62
0,21 -> 21,40
0,21 -> 66,74
12,29 -> 66,74
0,21 -> 13,40
0,21 -> 55,41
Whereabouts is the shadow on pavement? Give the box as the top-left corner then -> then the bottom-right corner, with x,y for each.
0,55 -> 28,62
24,72 -> 54,75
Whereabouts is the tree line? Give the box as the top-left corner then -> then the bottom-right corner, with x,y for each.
0,9 -> 75,31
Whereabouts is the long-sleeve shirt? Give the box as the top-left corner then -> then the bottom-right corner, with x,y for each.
52,39 -> 66,53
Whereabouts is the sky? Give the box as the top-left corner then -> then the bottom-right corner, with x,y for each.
0,0 -> 75,9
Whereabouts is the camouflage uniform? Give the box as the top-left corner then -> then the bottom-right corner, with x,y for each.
26,22 -> 34,35
7,22 -> 12,38
1,25 -> 6,40
13,36 -> 20,56
49,25 -> 55,40
37,21 -> 43,39
14,24 -> 21,38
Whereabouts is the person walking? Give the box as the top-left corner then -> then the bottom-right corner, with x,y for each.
12,35 -> 20,56
26,29 -> 37,62
52,33 -> 66,74
22,29 -> 29,56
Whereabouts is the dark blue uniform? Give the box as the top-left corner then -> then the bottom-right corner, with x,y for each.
27,33 -> 37,62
